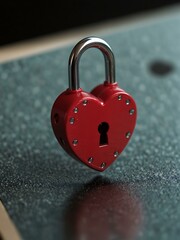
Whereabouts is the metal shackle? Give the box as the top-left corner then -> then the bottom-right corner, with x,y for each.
68,36 -> 116,90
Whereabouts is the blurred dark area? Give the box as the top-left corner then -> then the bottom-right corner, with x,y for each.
1,0 -> 180,46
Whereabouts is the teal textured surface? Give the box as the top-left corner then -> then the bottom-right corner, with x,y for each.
0,14 -> 180,240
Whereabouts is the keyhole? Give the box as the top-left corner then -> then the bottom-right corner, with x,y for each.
98,122 -> 109,146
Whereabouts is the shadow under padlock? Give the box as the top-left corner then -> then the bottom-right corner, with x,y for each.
64,177 -> 143,240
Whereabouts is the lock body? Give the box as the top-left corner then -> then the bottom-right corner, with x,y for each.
51,82 -> 136,171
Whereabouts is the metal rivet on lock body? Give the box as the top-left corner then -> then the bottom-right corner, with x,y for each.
126,132 -> 131,138
69,117 -> 75,124
88,157 -> 93,163
72,139 -> 78,145
73,107 -> 78,113
54,113 -> 59,124
129,109 -> 135,115
83,100 -> 88,106
101,162 -> 106,168
60,138 -> 65,145
126,99 -> 130,105
68,37 -> 116,90
114,151 -> 119,157
118,95 -> 122,100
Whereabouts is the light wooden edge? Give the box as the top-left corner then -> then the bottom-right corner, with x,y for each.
0,3 -> 180,63
0,201 -> 21,240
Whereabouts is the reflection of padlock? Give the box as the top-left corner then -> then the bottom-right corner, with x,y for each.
51,37 -> 137,171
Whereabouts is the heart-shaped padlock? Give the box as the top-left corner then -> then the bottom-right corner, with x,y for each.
51,37 -> 137,171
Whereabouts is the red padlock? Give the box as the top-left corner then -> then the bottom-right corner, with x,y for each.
51,37 -> 137,171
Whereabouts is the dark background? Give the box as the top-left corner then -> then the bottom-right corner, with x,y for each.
1,0 -> 180,46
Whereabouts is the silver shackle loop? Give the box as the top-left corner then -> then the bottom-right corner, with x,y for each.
68,36 -> 116,90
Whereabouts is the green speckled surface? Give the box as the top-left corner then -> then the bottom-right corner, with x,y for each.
1,14 -> 180,240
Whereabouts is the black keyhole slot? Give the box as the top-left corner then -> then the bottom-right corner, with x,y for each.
98,122 -> 109,146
